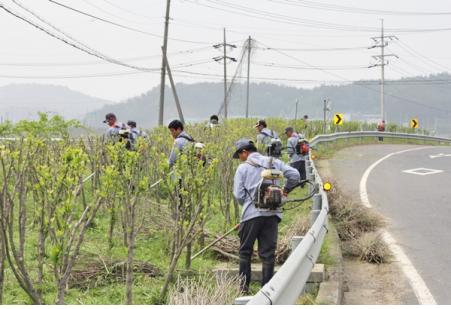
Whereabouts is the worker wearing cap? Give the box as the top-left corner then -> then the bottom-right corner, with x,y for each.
233,139 -> 300,293
285,127 -> 307,182
208,114 -> 220,129
103,113 -> 127,139
127,120 -> 148,141
255,120 -> 282,157
168,119 -> 195,168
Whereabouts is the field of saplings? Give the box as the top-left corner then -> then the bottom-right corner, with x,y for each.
0,114 -> 420,304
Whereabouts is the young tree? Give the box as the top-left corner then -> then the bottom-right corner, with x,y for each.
159,146 -> 218,299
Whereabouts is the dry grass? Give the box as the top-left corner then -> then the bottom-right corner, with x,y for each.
167,272 -> 242,305
276,215 -> 310,264
326,183 -> 391,264
343,232 -> 391,264
327,184 -> 385,241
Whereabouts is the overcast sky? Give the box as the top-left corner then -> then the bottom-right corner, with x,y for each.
1,0 -> 450,101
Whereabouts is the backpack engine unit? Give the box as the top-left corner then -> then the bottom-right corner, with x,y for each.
248,159 -> 284,211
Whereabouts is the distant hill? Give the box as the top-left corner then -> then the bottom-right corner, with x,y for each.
85,73 -> 451,135
0,84 -> 113,122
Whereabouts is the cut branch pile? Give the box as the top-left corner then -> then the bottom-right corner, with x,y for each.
204,215 -> 309,265
69,256 -> 162,289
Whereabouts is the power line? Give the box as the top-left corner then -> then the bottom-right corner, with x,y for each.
254,39 -> 451,114
79,0 -> 159,26
269,0 -> 451,16
395,40 -> 451,72
4,1 -> 155,72
2,68 -> 450,86
100,0 -> 162,20
0,47 -> 214,67
185,0 -> 451,33
48,0 -> 214,44
171,16 -> 373,39
255,46 -> 368,52
253,61 -> 368,70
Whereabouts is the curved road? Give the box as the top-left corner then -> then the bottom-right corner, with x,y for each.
326,144 -> 451,305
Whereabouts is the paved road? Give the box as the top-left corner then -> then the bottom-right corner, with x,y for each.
326,144 -> 451,304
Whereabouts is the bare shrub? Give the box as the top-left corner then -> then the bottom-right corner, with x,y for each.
343,232 -> 391,264
168,272 -> 242,305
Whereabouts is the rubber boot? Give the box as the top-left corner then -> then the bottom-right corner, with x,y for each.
261,261 -> 274,287
239,256 -> 251,294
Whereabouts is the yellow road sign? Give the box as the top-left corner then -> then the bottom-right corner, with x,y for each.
410,118 -> 419,129
333,113 -> 344,125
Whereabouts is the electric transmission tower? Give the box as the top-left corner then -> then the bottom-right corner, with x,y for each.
213,28 -> 236,119
369,19 -> 398,122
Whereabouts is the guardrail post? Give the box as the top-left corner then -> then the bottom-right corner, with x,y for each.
308,172 -> 315,182
312,193 -> 322,211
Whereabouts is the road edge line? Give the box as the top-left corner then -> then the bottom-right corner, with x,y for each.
359,146 -> 437,305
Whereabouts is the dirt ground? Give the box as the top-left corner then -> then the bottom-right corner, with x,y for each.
316,159 -> 418,305
343,258 -> 417,305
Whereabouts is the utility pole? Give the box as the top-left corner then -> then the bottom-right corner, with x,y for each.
245,36 -> 252,118
369,19 -> 398,123
323,98 -> 331,134
158,0 -> 171,126
294,99 -> 299,123
213,28 -> 236,120
223,29 -> 228,119
162,48 -> 185,124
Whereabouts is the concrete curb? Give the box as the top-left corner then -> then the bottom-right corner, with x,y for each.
316,223 -> 344,305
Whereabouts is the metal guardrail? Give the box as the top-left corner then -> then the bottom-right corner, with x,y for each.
245,131 -> 451,305
310,131 -> 451,148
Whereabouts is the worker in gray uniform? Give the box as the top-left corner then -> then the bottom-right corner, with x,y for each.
233,139 -> 300,293
168,120 -> 195,169
285,127 -> 307,182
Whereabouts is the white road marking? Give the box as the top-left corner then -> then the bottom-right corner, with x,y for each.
402,168 -> 444,176
429,153 -> 451,159
359,146 -> 437,305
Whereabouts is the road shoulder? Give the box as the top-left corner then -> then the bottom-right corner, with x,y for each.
317,156 -> 418,305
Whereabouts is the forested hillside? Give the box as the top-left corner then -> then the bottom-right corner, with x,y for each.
84,73 -> 451,135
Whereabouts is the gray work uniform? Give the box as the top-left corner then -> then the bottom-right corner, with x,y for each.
233,151 -> 300,290
256,128 -> 279,147
233,152 -> 300,223
130,127 -> 147,141
287,132 -> 307,163
106,122 -> 125,139
168,131 -> 194,168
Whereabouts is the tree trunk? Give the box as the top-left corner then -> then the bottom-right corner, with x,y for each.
125,205 -> 135,305
0,235 -> 4,304
185,242 -> 191,270
160,249 -> 182,300
37,206 -> 45,293
56,281 -> 65,305
108,203 -> 116,250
